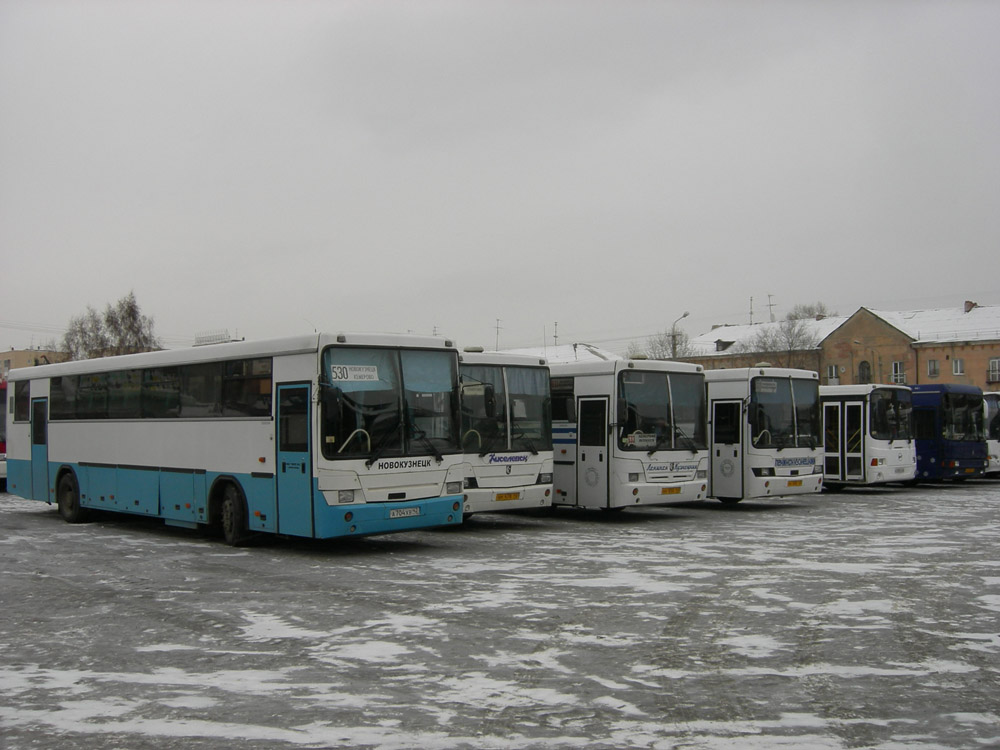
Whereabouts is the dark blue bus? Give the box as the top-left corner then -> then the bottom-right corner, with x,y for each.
911,384 -> 987,481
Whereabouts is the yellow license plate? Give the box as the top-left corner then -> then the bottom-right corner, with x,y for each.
660,487 -> 681,495
496,492 -> 521,501
965,468 -> 976,474
787,480 -> 803,487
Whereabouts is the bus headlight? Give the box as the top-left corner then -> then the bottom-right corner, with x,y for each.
696,470 -> 707,479
628,473 -> 640,482
752,467 -> 775,477
338,490 -> 355,504
538,473 -> 552,484
446,482 -> 463,495
813,464 -> 823,474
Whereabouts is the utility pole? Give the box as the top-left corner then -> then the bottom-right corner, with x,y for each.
495,318 -> 502,351
767,293 -> 776,322
749,297 -> 754,325
553,321 -> 558,347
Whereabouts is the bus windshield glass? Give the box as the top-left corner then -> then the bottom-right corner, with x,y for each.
870,388 -> 913,441
617,370 -> 706,452
321,347 -> 459,461
750,377 -> 821,449
461,366 -> 552,454
942,392 -> 984,442
985,394 -> 1000,441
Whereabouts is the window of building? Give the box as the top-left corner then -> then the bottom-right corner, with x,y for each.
891,361 -> 906,384
953,358 -> 965,376
826,364 -> 838,382
927,359 -> 939,378
989,358 -> 1000,384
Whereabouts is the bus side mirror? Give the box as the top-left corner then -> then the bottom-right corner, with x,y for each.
484,384 -> 496,418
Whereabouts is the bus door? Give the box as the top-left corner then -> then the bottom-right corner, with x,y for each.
711,400 -> 743,499
576,397 -> 609,507
823,402 -> 842,480
843,401 -> 864,481
276,384 -> 314,537
30,398 -> 49,502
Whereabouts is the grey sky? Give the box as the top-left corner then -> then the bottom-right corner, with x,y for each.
2,0 -> 998,355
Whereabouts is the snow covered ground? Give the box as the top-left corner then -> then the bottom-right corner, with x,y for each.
1,483 -> 999,749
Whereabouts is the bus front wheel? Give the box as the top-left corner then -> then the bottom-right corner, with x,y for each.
57,474 -> 88,523
220,484 -> 251,547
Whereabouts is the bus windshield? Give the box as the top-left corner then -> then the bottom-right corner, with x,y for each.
942,392 -> 984,442
985,394 -> 1000,441
461,365 -> 552,454
320,347 -> 460,461
750,377 -> 821,449
870,388 -> 913,441
617,370 -> 706,452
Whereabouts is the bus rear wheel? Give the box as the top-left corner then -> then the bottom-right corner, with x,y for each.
220,484 -> 251,547
57,474 -> 87,523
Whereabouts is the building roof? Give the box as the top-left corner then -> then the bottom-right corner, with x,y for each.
866,304 -> 1000,344
687,316 -> 849,357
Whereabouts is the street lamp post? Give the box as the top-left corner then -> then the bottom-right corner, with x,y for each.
670,311 -> 690,359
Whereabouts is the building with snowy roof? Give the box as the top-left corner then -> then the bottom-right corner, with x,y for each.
683,301 -> 1000,391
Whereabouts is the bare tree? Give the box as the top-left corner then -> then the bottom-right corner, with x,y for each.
63,291 -> 161,360
786,301 -> 837,320
733,318 -> 820,368
627,328 -> 692,360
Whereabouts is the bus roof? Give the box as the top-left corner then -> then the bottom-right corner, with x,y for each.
549,358 -> 703,378
704,366 -> 819,382
459,350 -> 547,368
7,332 -> 457,381
820,384 -> 912,397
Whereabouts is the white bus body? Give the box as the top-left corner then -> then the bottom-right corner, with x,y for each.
549,359 -> 708,510
984,392 -> 1000,475
5,333 -> 466,544
820,384 -> 917,486
705,367 -> 823,503
458,350 -> 553,514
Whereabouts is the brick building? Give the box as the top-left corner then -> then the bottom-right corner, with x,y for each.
685,302 -> 1000,393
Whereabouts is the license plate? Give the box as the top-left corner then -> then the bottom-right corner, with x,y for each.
895,467 -> 908,474
964,468 -> 976,474
496,492 -> 521,501
787,480 -> 803,487
389,507 -> 421,519
660,487 -> 681,495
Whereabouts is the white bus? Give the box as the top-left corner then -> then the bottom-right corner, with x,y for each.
5,333 -> 466,545
984,392 -> 1000,475
819,384 -> 916,487
705,367 -> 823,503
549,359 -> 708,510
458,349 -> 553,514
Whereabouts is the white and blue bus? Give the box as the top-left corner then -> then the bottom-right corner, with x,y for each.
819,384 -> 916,487
458,349 -> 553,514
5,333 -> 466,544
705,367 -> 823,503
549,359 -> 709,510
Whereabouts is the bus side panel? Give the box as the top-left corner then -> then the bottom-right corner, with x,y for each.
241,473 -> 277,533
118,467 -> 160,515
159,470 -> 204,523
80,464 -> 117,511
7,458 -> 32,499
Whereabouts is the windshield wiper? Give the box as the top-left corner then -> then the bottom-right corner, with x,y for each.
478,421 -> 505,457
365,415 -> 402,468
510,415 -> 539,455
411,424 -> 444,464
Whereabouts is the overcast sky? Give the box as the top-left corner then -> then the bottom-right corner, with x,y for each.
2,0 -> 998,356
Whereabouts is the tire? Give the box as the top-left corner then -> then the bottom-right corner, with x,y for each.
220,484 -> 251,547
57,474 -> 87,523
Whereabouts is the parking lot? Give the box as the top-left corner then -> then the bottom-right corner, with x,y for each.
1,482 -> 999,749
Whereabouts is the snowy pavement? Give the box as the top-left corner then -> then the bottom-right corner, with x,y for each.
1,483 -> 999,749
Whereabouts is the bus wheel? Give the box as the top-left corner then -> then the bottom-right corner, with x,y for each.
220,484 -> 251,547
57,474 -> 87,523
